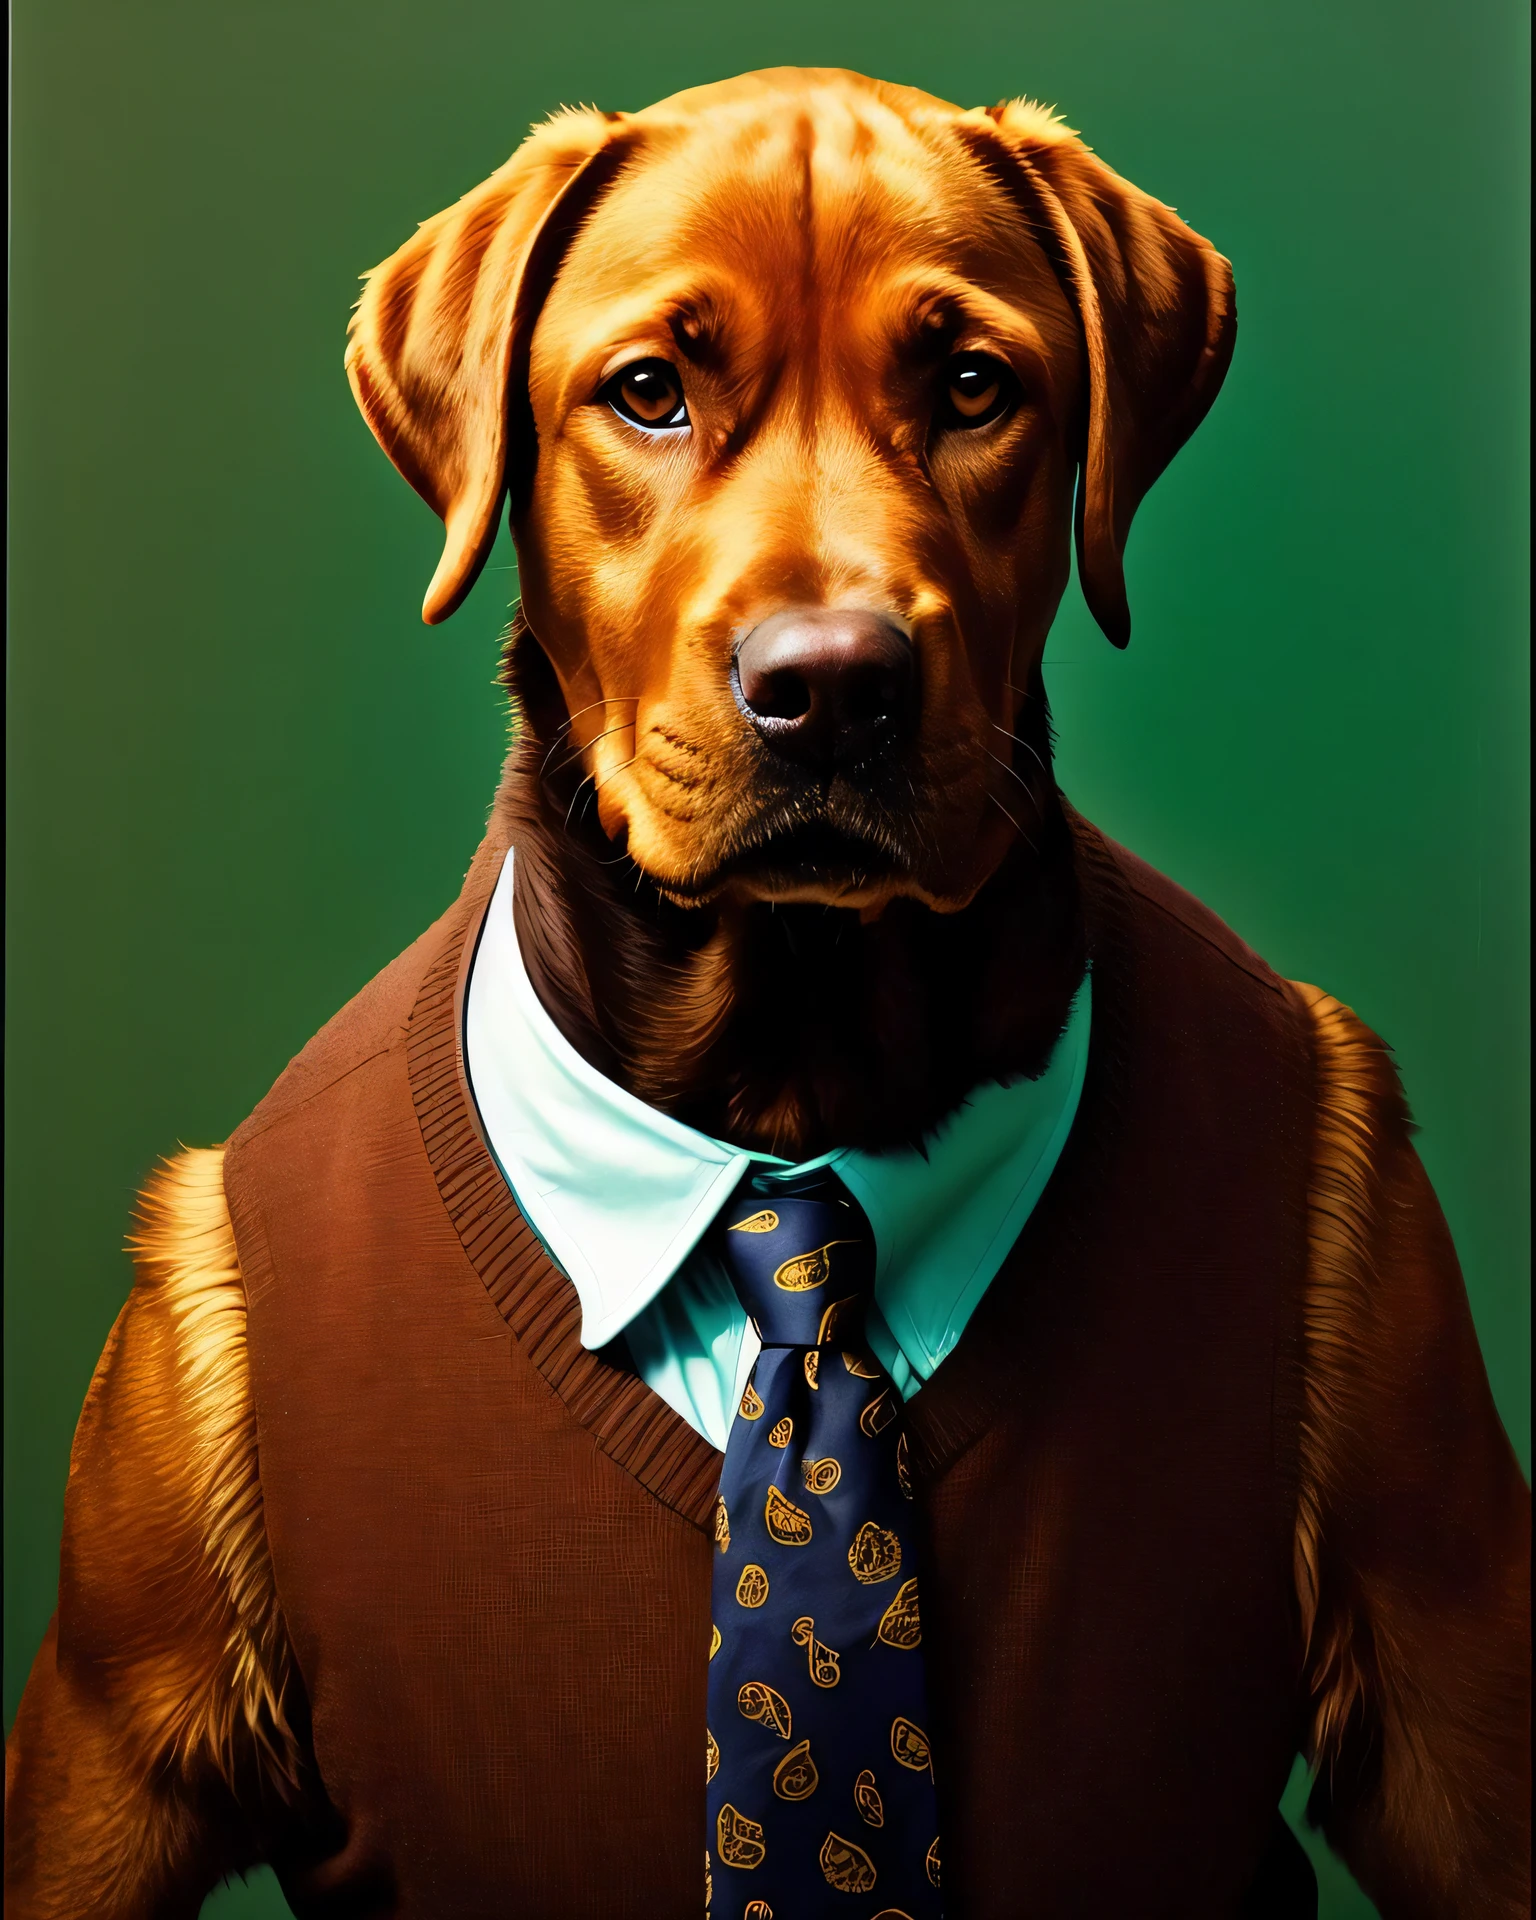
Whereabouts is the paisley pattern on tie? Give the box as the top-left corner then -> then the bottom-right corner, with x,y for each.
706,1171 -> 942,1917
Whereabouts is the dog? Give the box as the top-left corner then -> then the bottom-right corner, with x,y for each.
6,68 -> 1529,1919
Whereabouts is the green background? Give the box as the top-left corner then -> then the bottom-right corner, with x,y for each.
6,0 -> 1528,1912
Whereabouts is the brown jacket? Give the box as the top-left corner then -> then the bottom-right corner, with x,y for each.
5,812 -> 1530,1917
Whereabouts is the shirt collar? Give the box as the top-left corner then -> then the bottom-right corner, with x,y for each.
463,847 -> 1090,1368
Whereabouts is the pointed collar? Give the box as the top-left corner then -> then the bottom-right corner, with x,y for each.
463,848 -> 1089,1371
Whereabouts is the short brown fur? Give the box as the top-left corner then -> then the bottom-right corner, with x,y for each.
342,70 -> 1235,1153
1293,989 -> 1531,1917
5,1151 -> 302,1917
6,67 -> 1527,1916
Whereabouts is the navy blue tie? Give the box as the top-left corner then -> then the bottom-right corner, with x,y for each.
705,1167 -> 942,1919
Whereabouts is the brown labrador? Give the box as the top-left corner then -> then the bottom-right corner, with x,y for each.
347,68 -> 1231,1156
5,66 -> 1528,1919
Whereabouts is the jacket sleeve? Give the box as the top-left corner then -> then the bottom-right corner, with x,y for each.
1293,985 -> 1531,1919
3,1148 -> 306,1918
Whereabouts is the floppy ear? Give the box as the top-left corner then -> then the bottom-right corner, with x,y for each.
957,101 -> 1236,647
346,109 -> 634,624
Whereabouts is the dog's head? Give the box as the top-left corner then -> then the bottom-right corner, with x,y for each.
348,69 -> 1233,914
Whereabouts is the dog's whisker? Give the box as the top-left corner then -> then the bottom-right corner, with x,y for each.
982,744 -> 1045,817
573,753 -> 640,831
989,721 -> 1051,783
592,752 -> 640,796
550,722 -> 635,776
545,719 -> 639,783
560,750 -> 638,836
986,790 -> 1039,856
565,695 -> 641,726
538,699 -> 641,777
562,775 -> 595,837
542,696 -> 640,749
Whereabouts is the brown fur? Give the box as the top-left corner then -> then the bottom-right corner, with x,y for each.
1292,986 -> 1530,1917
343,70 -> 1233,1151
6,67 -> 1527,1915
500,616 -> 1084,1154
5,1150 -> 303,1917
1293,987 -> 1401,1777
11,1021 -> 1527,1910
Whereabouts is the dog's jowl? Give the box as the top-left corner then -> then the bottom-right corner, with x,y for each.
6,68 -> 1529,1920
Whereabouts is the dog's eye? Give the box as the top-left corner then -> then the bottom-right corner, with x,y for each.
603,360 -> 689,432
938,353 -> 1017,430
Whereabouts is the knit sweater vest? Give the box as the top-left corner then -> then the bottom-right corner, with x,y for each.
223,807 -> 1316,1918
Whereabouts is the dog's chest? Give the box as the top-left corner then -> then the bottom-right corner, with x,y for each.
229,836 -> 1312,1915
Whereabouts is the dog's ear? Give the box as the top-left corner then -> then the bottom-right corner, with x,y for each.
346,109 -> 635,624
957,102 -> 1236,648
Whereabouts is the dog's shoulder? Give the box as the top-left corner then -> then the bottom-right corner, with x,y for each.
1090,828 -> 1412,1124
232,915 -> 447,1145
41,1144 -> 300,1807
1286,979 -> 1530,1903
1102,839 -> 1530,1901
235,833 -> 506,1147
1099,832 -> 1291,1005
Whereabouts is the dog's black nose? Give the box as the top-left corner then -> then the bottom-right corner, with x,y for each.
733,608 -> 917,769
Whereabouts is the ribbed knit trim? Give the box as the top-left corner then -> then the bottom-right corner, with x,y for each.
405,843 -> 725,1534
403,805 -> 1141,1523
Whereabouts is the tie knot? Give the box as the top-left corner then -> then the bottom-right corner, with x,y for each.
709,1167 -> 876,1349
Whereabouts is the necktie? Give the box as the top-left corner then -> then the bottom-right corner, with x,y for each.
705,1167 -> 942,1919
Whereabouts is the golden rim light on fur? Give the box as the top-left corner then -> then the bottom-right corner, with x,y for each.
13,991 -> 1489,1904
96,1026 -> 1397,1814
1290,983 -> 1405,1785
124,1146 -> 299,1796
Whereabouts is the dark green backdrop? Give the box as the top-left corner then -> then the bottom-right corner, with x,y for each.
7,1 -> 1528,1914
